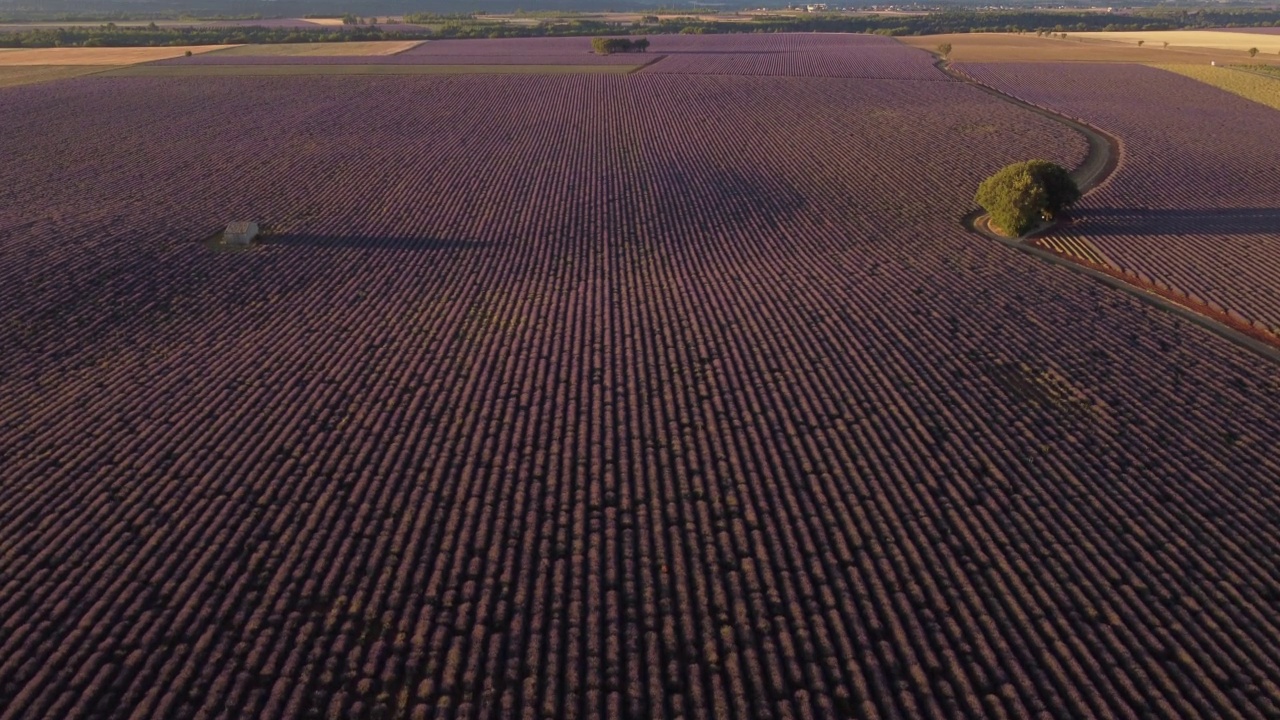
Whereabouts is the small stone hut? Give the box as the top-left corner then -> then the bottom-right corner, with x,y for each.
224,222 -> 259,246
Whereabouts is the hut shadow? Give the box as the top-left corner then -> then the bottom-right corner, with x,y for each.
1068,208 -> 1280,237
267,234 -> 493,251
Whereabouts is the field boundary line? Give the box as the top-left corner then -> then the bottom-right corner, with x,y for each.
628,54 -> 669,74
924,51 -> 1280,364
389,40 -> 427,56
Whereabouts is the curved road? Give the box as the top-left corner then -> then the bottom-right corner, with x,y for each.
928,53 -> 1280,364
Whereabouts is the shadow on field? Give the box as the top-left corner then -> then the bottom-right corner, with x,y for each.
660,50 -> 788,55
1073,208 -> 1280,237
269,235 -> 492,251
644,165 -> 810,238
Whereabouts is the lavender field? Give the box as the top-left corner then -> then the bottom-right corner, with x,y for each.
154,33 -> 944,79
2,36 -> 1280,719
960,62 -> 1280,334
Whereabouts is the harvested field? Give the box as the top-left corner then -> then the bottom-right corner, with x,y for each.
3,35 -> 1280,720
0,65 -> 118,87
962,61 -> 1280,333
210,40 -> 424,57
1074,29 -> 1280,54
1156,63 -> 1280,111
898,32 -> 1275,64
0,45 -> 234,65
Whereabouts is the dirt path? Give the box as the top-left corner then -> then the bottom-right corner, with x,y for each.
927,53 -> 1280,364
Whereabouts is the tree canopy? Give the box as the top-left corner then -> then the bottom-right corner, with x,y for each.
975,160 -> 1080,237
591,37 -> 649,55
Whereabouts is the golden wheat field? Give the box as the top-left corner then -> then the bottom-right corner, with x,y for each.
1155,63 -> 1280,111
897,33 -> 1245,64
0,46 -> 233,65
1075,30 -> 1280,54
0,65 -> 120,87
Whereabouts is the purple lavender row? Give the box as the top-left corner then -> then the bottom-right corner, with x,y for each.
641,45 -> 944,79
2,57 -> 1279,720
399,35 -> 609,55
149,32 -> 945,79
152,53 -> 640,66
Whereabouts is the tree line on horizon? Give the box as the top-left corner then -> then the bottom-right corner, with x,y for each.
4,7 -> 1280,48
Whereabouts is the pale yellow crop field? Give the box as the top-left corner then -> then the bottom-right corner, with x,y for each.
212,40 -> 423,57
1155,63 -> 1280,111
1074,30 -> 1280,55
0,65 -> 120,87
0,45 -> 234,66
302,18 -> 347,26
899,33 -> 1234,63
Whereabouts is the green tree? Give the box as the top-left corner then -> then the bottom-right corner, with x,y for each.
1023,159 -> 1081,218
1137,39 -> 1144,47
1248,47 -> 1259,57
975,160 -> 1080,236
937,42 -> 952,57
592,36 -> 648,54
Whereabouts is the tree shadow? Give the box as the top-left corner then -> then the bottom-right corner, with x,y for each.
643,164 -> 811,238
1065,208 -> 1280,237
266,235 -> 493,251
